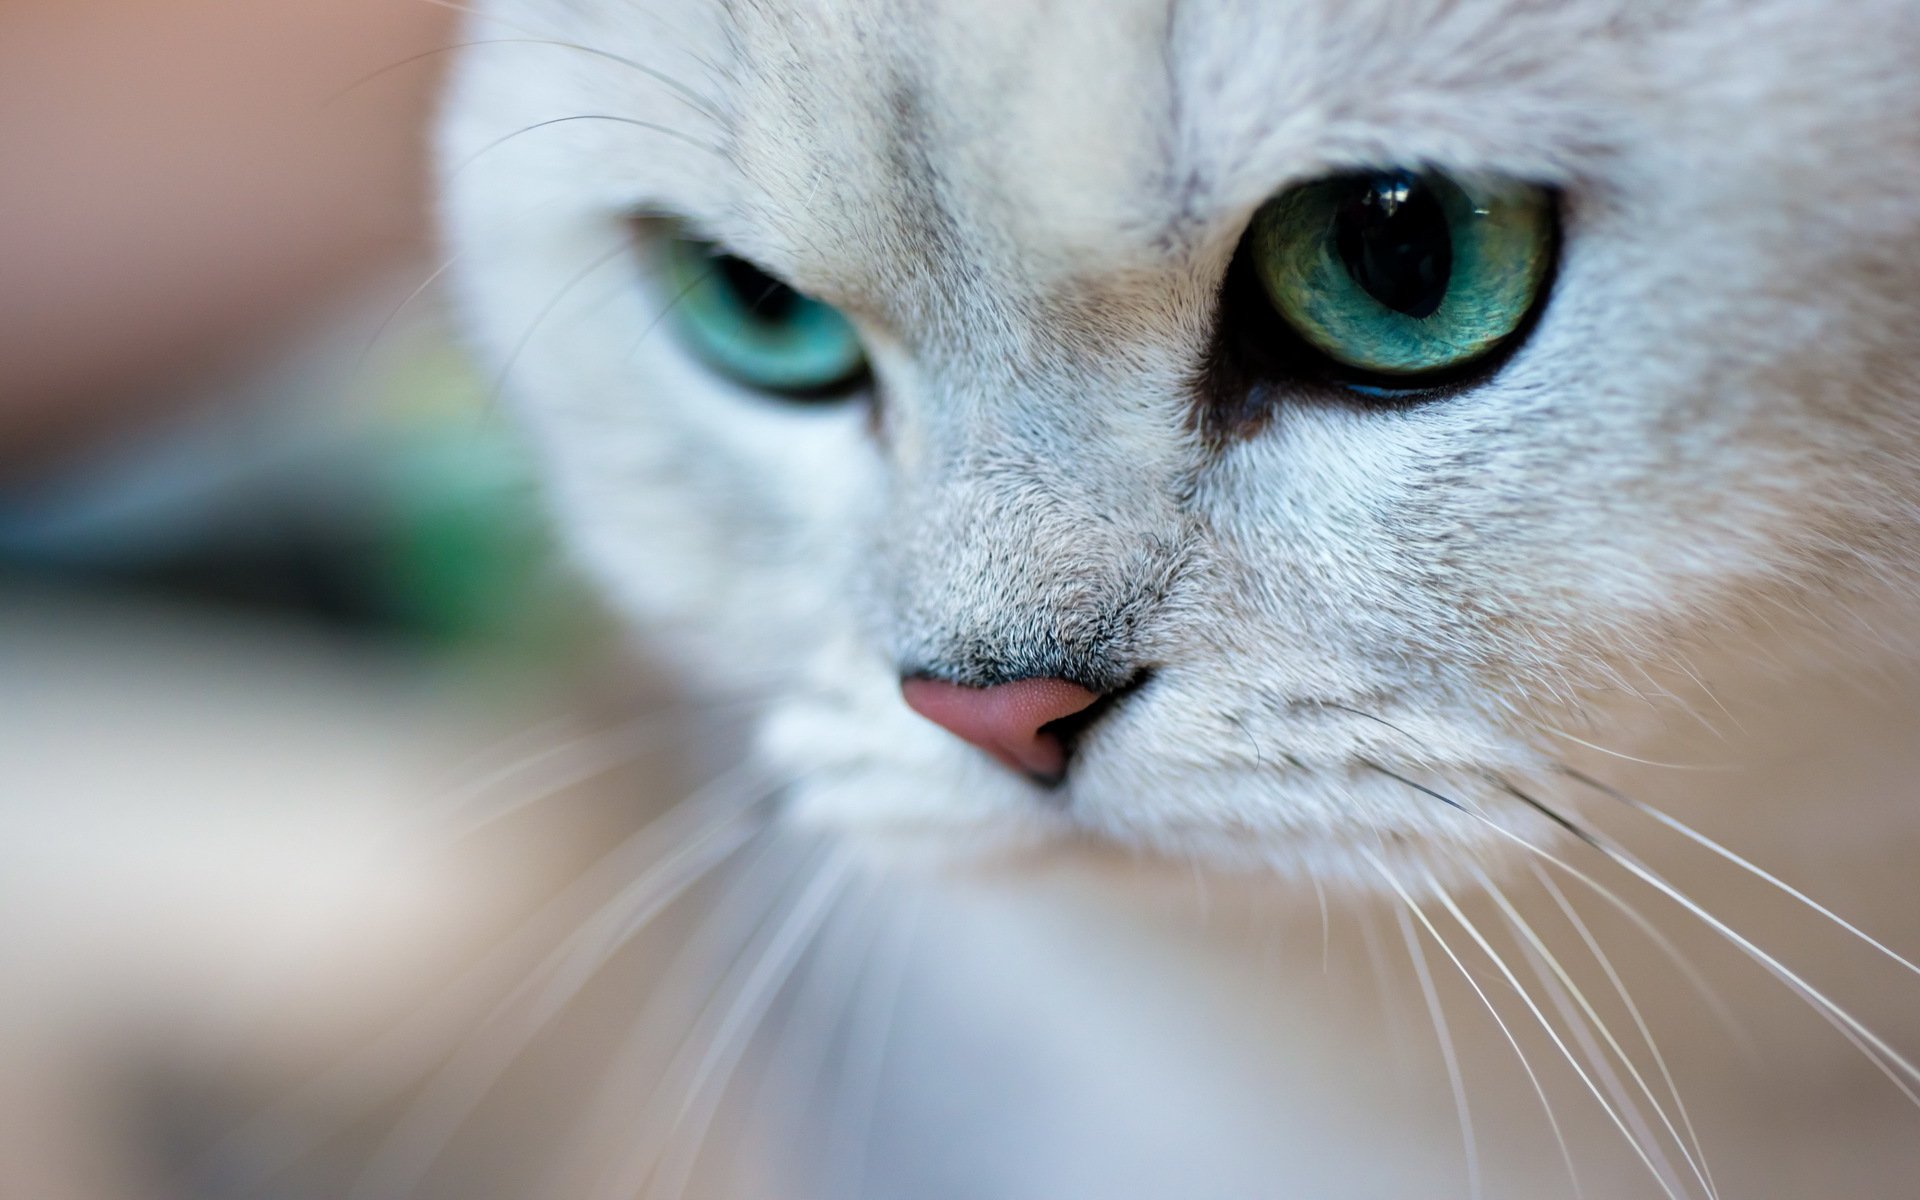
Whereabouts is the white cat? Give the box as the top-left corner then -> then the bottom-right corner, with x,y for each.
438,0 -> 1920,1195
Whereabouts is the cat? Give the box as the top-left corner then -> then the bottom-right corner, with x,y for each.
435,0 -> 1920,1195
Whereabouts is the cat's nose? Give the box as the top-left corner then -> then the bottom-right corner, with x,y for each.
900,676 -> 1103,784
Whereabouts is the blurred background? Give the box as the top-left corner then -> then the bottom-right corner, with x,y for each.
2,0 -> 531,636
0,4 -> 669,1196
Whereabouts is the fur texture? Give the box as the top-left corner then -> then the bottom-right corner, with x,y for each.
429,2 -> 1920,1195
442,0 -> 1920,881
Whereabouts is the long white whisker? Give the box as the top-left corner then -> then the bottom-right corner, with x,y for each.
827,883 -> 925,1200
211,766 -> 771,1193
1490,784 -> 1920,1108
607,843 -> 859,1200
1363,763 -> 1753,1054
1567,768 -> 1920,981
340,36 -> 723,122
491,239 -> 632,409
425,703 -> 757,839
1413,865 -> 1686,1200
1541,854 -> 1758,1062
1364,852 -> 1583,1200
1533,726 -> 1727,772
1385,870 -> 1484,1200
537,832 -> 805,1200
347,774 -> 774,1200
741,892 -> 889,1193
1466,864 -> 1712,1190
1311,874 -> 1332,974
451,113 -> 726,179
1474,871 -> 1704,1198
1355,902 -> 1416,1077
1526,859 -> 1720,1200
411,0 -> 730,116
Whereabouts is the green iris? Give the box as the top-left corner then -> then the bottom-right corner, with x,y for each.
662,236 -> 867,396
1250,171 -> 1554,380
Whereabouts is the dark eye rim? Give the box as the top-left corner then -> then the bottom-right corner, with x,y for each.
645,225 -> 875,404
1206,179 -> 1564,413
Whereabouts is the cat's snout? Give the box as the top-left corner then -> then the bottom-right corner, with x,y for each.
900,676 -> 1104,786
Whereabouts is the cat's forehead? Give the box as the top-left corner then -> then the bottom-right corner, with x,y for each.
609,0 -> 1635,290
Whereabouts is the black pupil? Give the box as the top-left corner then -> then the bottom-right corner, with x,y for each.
717,254 -> 798,322
1332,173 -> 1453,320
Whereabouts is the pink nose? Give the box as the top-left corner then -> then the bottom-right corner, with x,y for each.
900,677 -> 1103,782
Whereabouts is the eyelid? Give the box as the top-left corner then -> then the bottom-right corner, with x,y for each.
636,215 -> 862,318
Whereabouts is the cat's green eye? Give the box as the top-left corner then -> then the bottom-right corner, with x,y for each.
661,236 -> 868,397
1249,171 -> 1554,382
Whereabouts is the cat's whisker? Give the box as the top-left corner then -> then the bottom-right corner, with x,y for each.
1668,659 -> 1746,739
1355,757 -> 1465,812
431,729 -> 640,838
825,882 -> 925,1200
350,242 -> 474,385
425,700 -> 760,839
418,0 -> 732,86
1311,873 -> 1332,974
400,0 -> 731,122
1562,767 -> 1920,981
452,113 -> 727,178
627,263 -> 722,363
539,830 -> 808,1200
1466,864 -> 1712,1190
346,183 -> 589,400
203,763 -> 773,1193
1534,850 -> 1757,1061
1355,901 -> 1417,1077
346,773 -> 779,1200
1363,850 -> 1585,1200
741,878 -> 893,1195
1526,860 -> 1720,1200
636,841 -> 853,1200
1491,779 -> 1920,1109
1533,726 -> 1727,772
1410,861 -> 1687,1200
1468,865 -> 1709,1199
1384,862 -> 1485,1200
608,842 -> 859,1200
1356,758 -> 1751,1051
330,38 -> 718,127
647,853 -> 867,1200
491,239 -> 633,409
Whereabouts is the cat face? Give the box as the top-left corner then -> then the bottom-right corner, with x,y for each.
442,0 -> 1920,876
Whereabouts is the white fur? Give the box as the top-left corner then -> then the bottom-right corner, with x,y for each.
432,2 -> 1920,1194
440,0 -> 1920,878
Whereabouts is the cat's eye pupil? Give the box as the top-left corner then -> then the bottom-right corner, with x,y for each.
1332,172 -> 1453,320
716,254 -> 797,322
1245,170 -> 1552,385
